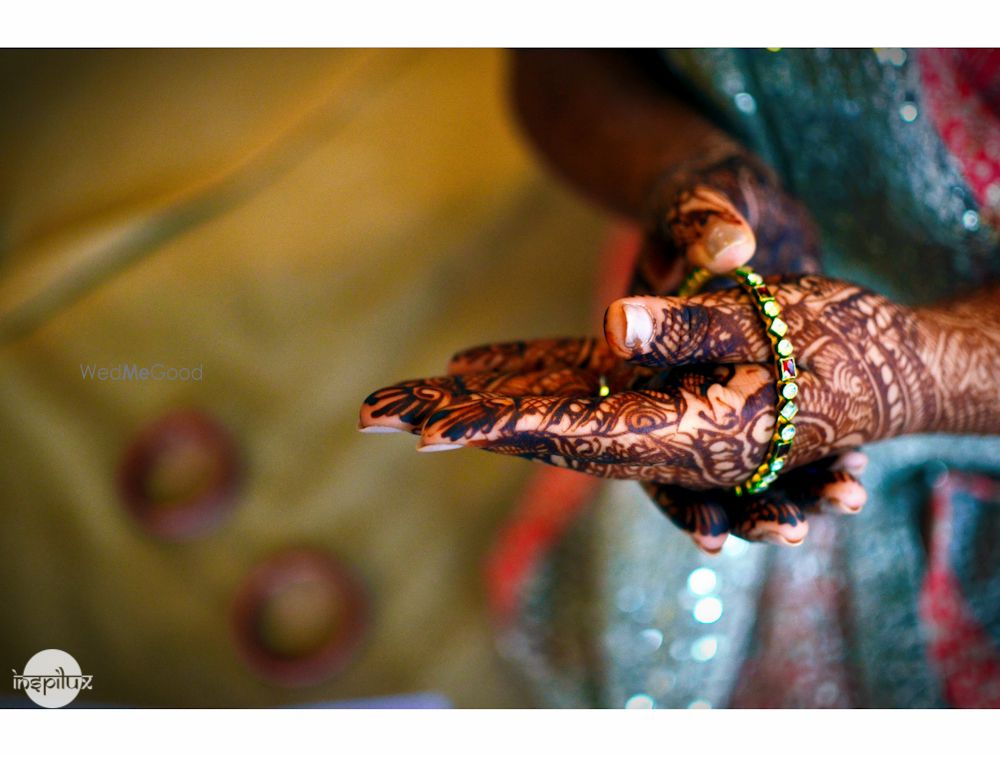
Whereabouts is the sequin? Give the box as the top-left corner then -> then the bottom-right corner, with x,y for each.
722,536 -> 749,557
625,693 -> 656,709
616,586 -> 646,614
963,209 -> 981,231
900,102 -> 919,123
639,628 -> 664,653
691,636 -> 719,662
875,48 -> 907,67
687,568 -> 718,596
734,92 -> 757,114
693,597 -> 723,624
669,639 -> 689,661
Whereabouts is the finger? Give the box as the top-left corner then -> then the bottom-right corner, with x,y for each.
359,369 -> 602,434
416,365 -> 774,482
447,337 -> 617,376
783,464 -> 868,516
417,388 -> 685,461
360,378 -> 456,434
817,472 -> 868,515
642,482 -> 730,555
830,449 -> 869,477
669,186 -> 756,274
603,290 -> 769,367
726,495 -> 809,546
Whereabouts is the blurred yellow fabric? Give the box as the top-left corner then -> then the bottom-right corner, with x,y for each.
0,49 -> 605,706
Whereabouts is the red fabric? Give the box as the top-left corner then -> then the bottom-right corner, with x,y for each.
920,49 -> 1000,223
484,466 -> 600,620
918,472 -> 1000,708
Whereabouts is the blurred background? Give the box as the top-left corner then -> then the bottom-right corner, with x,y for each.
0,49 -> 610,706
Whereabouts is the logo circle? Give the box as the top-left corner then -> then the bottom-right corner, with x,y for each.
21,649 -> 86,708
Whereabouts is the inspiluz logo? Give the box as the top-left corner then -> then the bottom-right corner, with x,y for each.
11,649 -> 93,708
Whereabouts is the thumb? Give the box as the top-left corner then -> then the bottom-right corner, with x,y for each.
670,186 -> 755,273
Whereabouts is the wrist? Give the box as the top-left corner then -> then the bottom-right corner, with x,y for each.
913,289 -> 1000,435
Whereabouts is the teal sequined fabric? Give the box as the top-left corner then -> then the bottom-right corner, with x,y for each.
501,49 -> 1000,708
664,48 -> 999,305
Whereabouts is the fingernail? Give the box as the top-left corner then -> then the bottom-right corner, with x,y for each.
417,442 -> 464,452
705,220 -> 755,262
690,532 -> 727,556
358,424 -> 404,434
750,518 -> 808,546
622,303 -> 653,349
840,451 -> 869,476
821,497 -> 862,515
821,480 -> 868,513
693,542 -> 723,557
759,530 -> 806,547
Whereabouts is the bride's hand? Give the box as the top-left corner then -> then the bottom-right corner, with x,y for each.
632,151 -> 820,296
359,274 -> 940,549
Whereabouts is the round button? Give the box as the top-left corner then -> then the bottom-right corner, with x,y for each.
117,409 -> 241,539
231,549 -> 370,687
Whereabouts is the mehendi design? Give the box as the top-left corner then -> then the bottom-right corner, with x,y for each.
642,460 -> 864,552
416,363 -> 777,489
361,369 -> 603,433
633,152 -> 821,296
447,337 -> 618,377
728,496 -> 809,545
360,272 -> 1000,546
914,287 -> 1000,436
364,274 -> 988,488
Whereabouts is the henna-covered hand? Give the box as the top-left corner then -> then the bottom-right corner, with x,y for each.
600,275 -> 945,481
644,451 -> 868,552
633,150 -> 821,296
368,276 -> 903,483
628,152 -> 865,550
359,275 -> 1000,550
358,328 -> 868,551
505,52 -> 869,550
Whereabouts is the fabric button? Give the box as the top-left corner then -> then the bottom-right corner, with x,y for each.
117,409 -> 241,539
231,548 -> 370,687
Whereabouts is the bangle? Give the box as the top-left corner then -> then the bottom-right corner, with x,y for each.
678,265 -> 798,497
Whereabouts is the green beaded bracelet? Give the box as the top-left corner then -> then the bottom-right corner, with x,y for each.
678,265 -> 799,497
